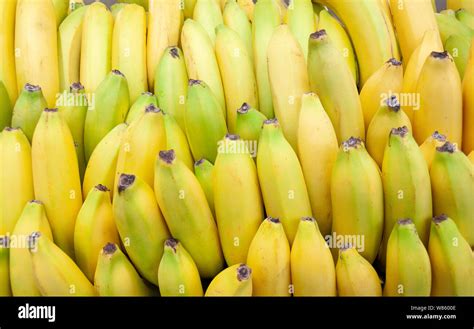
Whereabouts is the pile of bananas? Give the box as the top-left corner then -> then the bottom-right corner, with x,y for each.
0,0 -> 473,297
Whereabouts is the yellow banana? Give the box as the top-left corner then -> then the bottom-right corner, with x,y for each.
419,131 -> 447,168
291,217 -> 336,296
0,236 -> 10,296
110,3 -> 127,19
462,39 -> 474,153
163,111 -> 194,171
235,102 -> 267,145
125,92 -> 158,124
183,0 -> 196,19
447,0 -> 474,13
0,0 -> 18,105
237,0 -> 255,21
223,0 -> 253,62
468,150 -> 474,164
69,0 -> 84,14
247,217 -> 291,296
0,81 -> 12,130
194,158 -> 215,215
285,0 -> 316,61
52,0 -> 69,27
116,0 -> 148,11
193,0 -> 223,45
205,263 -> 252,296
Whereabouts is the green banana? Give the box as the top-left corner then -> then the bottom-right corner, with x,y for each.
456,8 -> 474,29
445,34 -> 471,78
125,92 -> 158,124
235,102 -> 267,147
163,111 -> 194,171
0,81 -> 12,131
223,0 -> 253,62
0,236 -> 10,296
194,158 -> 215,215
285,0 -> 316,61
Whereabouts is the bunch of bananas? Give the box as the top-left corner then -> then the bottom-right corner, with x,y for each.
0,0 -> 473,297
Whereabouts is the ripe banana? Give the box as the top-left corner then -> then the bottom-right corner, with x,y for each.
193,0 -> 223,45
215,24 -> 258,133
384,219 -> 431,296
205,263 -> 252,296
52,0 -> 69,27
110,3 -> 126,19
331,137 -> 384,263
213,134 -> 264,265
163,111 -> 194,171
194,158 -> 215,215
183,0 -> 196,19
0,0 -> 18,105
15,0 -> 59,107
10,200 -> 53,296
247,217 -> 291,296
468,150 -> 474,164
32,108 -> 82,258
257,119 -> 312,244
125,92 -> 158,124
419,131 -> 447,168
462,39 -> 474,154
0,236 -> 10,296
158,238 -> 203,296
84,69 -> 130,161
223,0 -> 253,62
308,30 -> 365,143
94,243 -> 154,296
237,0 -> 255,21
112,4 -> 147,104
285,0 -> 316,61
291,217 -> 336,296
113,174 -> 171,285
267,24 -> 309,150
117,0 -> 148,11
235,102 -> 267,145
154,150 -> 224,278
0,82 -> 12,131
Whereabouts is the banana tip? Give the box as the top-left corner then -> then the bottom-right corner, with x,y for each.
225,133 -> 240,141
397,218 -> 413,225
390,126 -> 409,138
436,142 -> 456,153
433,214 -> 448,224
237,103 -> 250,114
237,264 -> 252,281
386,95 -> 400,112
159,150 -> 176,164
310,30 -> 327,40
145,103 -> 161,113
165,238 -> 179,252
169,47 -> 180,59
102,243 -> 117,255
70,82 -> 85,93
24,83 -> 41,92
118,174 -> 136,193
44,108 -> 58,113
267,217 -> 280,224
95,184 -> 110,192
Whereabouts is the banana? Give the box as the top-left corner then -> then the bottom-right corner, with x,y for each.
185,80 -> 227,163
384,219 -> 431,296
58,5 -> 87,92
235,102 -> 267,145
456,8 -> 474,29
0,236 -> 10,296
413,51 -> 463,146
74,184 -> 120,282
335,246 -> 382,296
447,0 -> 474,14
317,0 -> 400,87
285,0 -> 316,61
29,232 -> 95,296
181,19 -> 225,110
446,35 -> 472,80
0,81 -> 12,130
110,3 -> 127,19
163,111 -> 194,171
154,150 -> 224,278
366,96 -> 412,167
80,2 -> 113,94
154,47 -> 188,132
389,0 -> 440,63
69,0 -> 85,14
0,0 -> 18,105
297,93 -> 338,236
193,0 -> 223,45
428,214 -> 473,296
359,58 -> 403,129
82,123 -> 127,199
183,0 -> 196,19
147,0 -> 183,88
216,24 -> 258,133
94,243 -> 154,296
462,39 -> 474,154
158,238 -> 203,296
237,0 -> 255,21
308,30 -> 365,143
126,92 -> 158,124
0,127 -> 34,236
52,0 -> 69,27
435,12 -> 473,44
115,104 -> 166,190
401,30 -> 444,123
468,150 -> 474,164
113,174 -> 171,285
112,4 -> 147,104
11,83 -> 47,143
317,9 -> 358,83
116,0 -> 148,11
291,217 -> 336,296
84,69 -> 130,161
10,200 -> 53,296
430,142 -> 474,247
331,137 -> 384,263
15,0 -> 59,107
57,82 -> 88,179
247,217 -> 291,296
223,0 -> 253,62
252,0 -> 281,119
257,119 -> 312,244
213,134 -> 264,265
205,263 -> 252,296
194,158 -> 215,214
267,24 -> 309,150
419,131 -> 448,168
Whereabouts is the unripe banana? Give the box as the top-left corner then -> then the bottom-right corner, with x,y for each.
205,263 -> 252,296
84,69 -> 130,161
0,82 -> 12,130
235,102 -> 267,146
94,243 -> 154,296
80,2 -> 113,94
359,58 -> 403,129
237,0 -> 255,21
163,111 -> 194,171
267,24 -> 309,150
447,0 -> 474,14
0,127 -> 34,236
185,80 -> 227,163
435,12 -> 473,44
213,134 -> 264,265
15,0 -> 59,107
193,0 -> 223,45
0,0 -> 18,105
445,34 -> 471,79
158,238 -> 203,296
11,84 -> 48,143
297,93 -> 338,236
331,137 -> 384,263
113,174 -> 170,285
252,0 -> 281,119
126,92 -> 158,124
223,0 -> 253,62
0,236 -> 10,296
110,3 -> 126,19
456,8 -> 474,29
112,4 -> 147,104
52,0 -> 69,27
69,0 -> 85,14
154,47 -> 188,132
291,217 -> 336,296
194,158 -> 215,215
257,119 -> 312,245
308,30 -> 365,143
247,217 -> 291,296
428,214 -> 473,296
384,219 -> 431,296
419,131 -> 447,168
366,96 -> 412,167
216,24 -> 258,133
462,39 -> 474,154
285,0 -> 316,61
336,246 -> 382,297
430,142 -> 474,247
